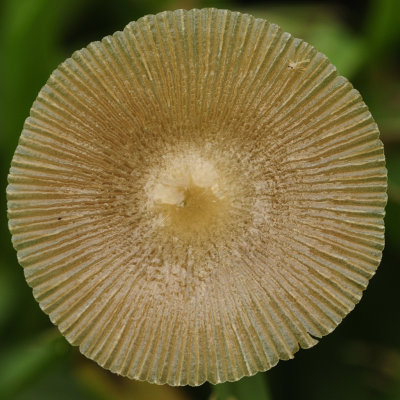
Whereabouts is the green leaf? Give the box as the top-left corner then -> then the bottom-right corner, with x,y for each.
365,0 -> 400,59
0,0 -> 82,158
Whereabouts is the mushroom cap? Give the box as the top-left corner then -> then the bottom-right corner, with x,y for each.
7,8 -> 387,386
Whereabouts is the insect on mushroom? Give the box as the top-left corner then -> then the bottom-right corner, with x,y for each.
288,59 -> 310,71
7,8 -> 387,386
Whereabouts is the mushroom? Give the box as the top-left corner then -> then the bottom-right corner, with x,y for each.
7,8 -> 387,386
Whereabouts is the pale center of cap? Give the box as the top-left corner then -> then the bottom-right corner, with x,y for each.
152,161 -> 220,207
148,155 -> 231,237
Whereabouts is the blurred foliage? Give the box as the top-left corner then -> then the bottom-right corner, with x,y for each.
0,0 -> 399,399
211,373 -> 270,400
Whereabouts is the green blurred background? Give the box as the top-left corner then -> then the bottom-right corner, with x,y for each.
0,0 -> 399,399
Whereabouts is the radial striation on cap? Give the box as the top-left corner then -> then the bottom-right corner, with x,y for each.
7,8 -> 387,386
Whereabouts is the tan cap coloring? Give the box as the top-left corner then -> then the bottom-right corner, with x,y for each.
7,8 -> 387,386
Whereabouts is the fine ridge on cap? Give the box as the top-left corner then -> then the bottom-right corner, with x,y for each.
7,8 -> 387,386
